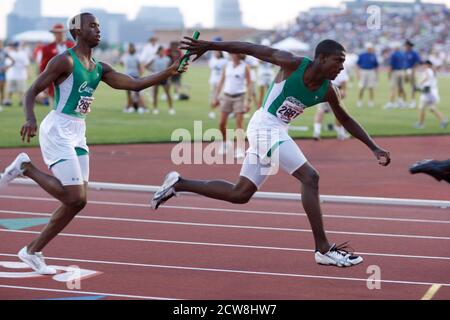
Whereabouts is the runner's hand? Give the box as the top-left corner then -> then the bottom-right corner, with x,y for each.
373,148 -> 391,166
21,119 -> 38,143
169,59 -> 189,75
180,37 -> 211,62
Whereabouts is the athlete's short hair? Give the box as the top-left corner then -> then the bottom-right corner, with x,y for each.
314,39 -> 346,59
68,12 -> 94,40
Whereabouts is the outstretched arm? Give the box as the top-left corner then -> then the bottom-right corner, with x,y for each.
326,84 -> 391,166
101,59 -> 187,91
22,54 -> 72,143
180,37 -> 301,70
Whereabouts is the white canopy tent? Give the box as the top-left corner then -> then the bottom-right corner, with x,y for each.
12,30 -> 54,43
272,37 -> 310,53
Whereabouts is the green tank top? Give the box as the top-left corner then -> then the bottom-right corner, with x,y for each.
54,48 -> 103,119
261,57 -> 329,123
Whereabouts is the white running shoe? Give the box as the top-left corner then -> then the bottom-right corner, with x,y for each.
168,109 -> 176,116
153,109 -> 160,115
383,102 -> 394,110
208,111 -> 216,120
151,172 -> 180,210
18,247 -> 57,275
356,101 -> 363,108
337,132 -> 350,141
315,243 -> 363,267
0,153 -> 31,188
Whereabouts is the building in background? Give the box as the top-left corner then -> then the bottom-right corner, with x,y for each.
81,8 -> 127,44
12,0 -> 42,19
6,0 -> 185,44
214,0 -> 243,29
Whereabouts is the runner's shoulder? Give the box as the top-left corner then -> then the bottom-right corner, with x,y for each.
46,52 -> 74,73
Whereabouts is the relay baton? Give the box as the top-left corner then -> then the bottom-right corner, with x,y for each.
177,31 -> 200,72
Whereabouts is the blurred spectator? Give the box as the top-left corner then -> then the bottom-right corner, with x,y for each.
40,23 -> 74,104
140,36 -> 159,106
166,41 -> 184,100
140,36 -> 159,73
313,67 -> 350,141
146,46 -> 175,115
120,43 -> 148,114
414,60 -> 448,129
404,40 -> 422,108
245,55 -> 259,113
266,6 -> 450,62
385,45 -> 406,109
213,53 -> 253,158
4,42 -> 29,106
208,50 -> 227,120
0,40 -> 15,108
256,39 -> 275,108
356,42 -> 379,108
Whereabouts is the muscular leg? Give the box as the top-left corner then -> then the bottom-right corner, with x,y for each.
292,162 -> 330,253
174,176 -> 257,204
21,162 -> 87,254
27,183 -> 87,254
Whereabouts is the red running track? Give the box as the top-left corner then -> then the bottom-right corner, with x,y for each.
0,185 -> 449,300
0,136 -> 449,299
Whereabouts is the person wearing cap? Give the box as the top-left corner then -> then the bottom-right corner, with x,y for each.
40,23 -> 75,102
356,42 -> 379,108
404,40 -> 422,109
4,41 -> 29,106
385,44 -> 407,109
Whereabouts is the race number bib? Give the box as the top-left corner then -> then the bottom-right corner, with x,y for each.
75,96 -> 94,115
276,96 -> 305,123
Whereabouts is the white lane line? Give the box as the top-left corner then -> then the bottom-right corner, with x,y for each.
0,284 -> 179,300
0,207 -> 450,228
1,194 -> 449,224
1,229 -> 450,261
0,253 -> 448,288
0,209 -> 449,240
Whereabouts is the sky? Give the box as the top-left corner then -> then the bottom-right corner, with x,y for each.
1,0 -> 450,38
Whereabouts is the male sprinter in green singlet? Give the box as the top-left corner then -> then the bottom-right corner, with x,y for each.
152,38 -> 391,268
0,13 -> 188,274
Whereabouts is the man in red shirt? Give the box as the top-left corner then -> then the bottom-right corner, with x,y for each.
39,23 -> 74,103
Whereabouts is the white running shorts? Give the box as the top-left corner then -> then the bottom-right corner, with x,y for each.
240,110 -> 308,189
51,156 -> 89,186
39,110 -> 89,169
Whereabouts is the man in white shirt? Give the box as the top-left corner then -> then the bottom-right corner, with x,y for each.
140,36 -> 159,73
4,42 -> 29,106
139,36 -> 159,105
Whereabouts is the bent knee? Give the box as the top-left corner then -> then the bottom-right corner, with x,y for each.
229,189 -> 254,204
301,169 -> 320,187
63,196 -> 87,210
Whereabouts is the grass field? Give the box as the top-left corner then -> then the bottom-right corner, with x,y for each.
0,65 -> 449,148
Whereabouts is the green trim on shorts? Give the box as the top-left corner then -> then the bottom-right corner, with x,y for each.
266,141 -> 286,158
50,159 -> 67,169
75,147 -> 89,157
49,148 -> 89,169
